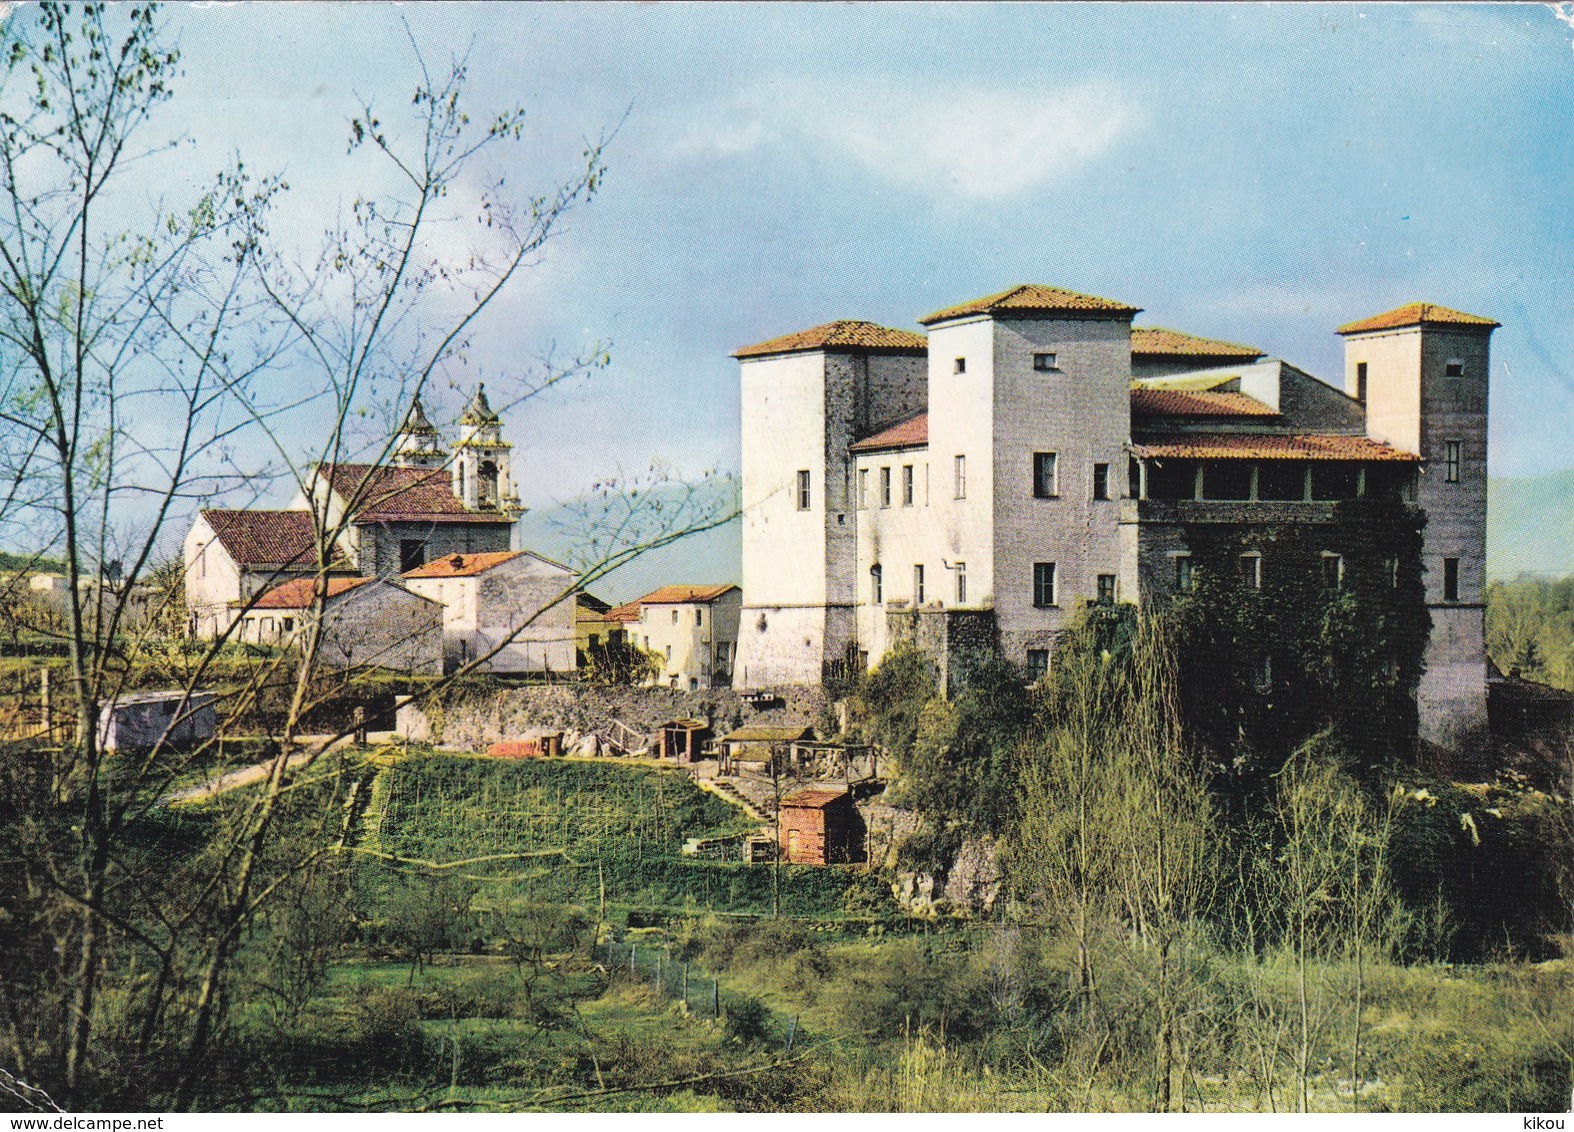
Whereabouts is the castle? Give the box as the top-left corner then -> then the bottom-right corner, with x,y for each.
733,284 -> 1493,755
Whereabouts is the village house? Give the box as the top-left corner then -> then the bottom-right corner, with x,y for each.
621,584 -> 742,690
401,549 -> 577,674
236,576 -> 443,675
574,592 -> 622,661
734,285 -> 1494,756
184,510 -> 355,639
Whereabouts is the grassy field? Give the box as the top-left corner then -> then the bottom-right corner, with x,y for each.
201,752 -> 1573,1113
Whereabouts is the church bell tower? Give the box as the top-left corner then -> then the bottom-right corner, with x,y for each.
452,384 -> 522,516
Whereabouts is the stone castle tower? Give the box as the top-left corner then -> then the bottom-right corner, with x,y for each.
1339,303 -> 1497,757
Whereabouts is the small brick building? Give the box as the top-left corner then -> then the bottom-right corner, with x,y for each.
778,787 -> 863,865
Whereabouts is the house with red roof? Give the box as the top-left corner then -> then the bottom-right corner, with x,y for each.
402,549 -> 576,674
233,576 -> 443,675
735,284 -> 1496,758
619,583 -> 742,690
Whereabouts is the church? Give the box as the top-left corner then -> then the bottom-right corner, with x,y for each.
184,386 -> 576,674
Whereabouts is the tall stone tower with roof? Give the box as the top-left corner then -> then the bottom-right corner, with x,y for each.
732,320 -> 928,687
1338,302 -> 1498,754
393,396 -> 448,470
452,384 -> 522,517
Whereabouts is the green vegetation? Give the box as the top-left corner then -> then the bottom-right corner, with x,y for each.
1488,575 -> 1574,691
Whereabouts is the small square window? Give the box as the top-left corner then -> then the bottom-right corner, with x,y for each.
1093,463 -> 1110,501
1445,360 -> 1465,378
953,357 -> 967,374
1443,557 -> 1460,602
1033,353 -> 1059,372
1027,649 -> 1050,680
796,469 -> 812,510
1097,574 -> 1116,604
695,608 -> 704,626
672,609 -> 679,624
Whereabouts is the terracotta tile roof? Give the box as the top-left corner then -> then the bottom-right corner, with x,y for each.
1131,327 -> 1262,358
849,412 -> 928,453
318,463 -> 512,524
250,576 -> 373,609
782,787 -> 849,809
1130,389 -> 1278,418
402,550 -> 522,578
202,510 -> 350,569
637,583 -> 740,605
1131,434 -> 1419,462
733,320 -> 927,359
920,284 -> 1140,326
604,600 -> 641,623
1337,302 -> 1499,335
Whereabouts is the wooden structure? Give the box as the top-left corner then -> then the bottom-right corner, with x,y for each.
659,719 -> 711,762
778,787 -> 862,865
716,723 -> 814,775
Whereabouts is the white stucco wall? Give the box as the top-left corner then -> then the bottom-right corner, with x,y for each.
403,553 -> 577,674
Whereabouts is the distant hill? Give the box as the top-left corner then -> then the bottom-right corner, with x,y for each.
1489,469 -> 1574,579
514,478 -> 741,606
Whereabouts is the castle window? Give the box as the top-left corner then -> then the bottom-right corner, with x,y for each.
671,609 -> 679,624
1097,574 -> 1117,604
1444,440 -> 1461,483
1443,557 -> 1460,602
478,459 -> 499,507
1093,463 -> 1110,500
1239,552 -> 1262,590
1386,556 -> 1400,589
1259,461 -> 1307,501
1033,452 -> 1059,498
1322,553 -> 1344,590
1356,361 -> 1368,402
880,467 -> 891,508
954,455 -> 966,499
902,465 -> 914,506
1253,654 -> 1273,692
400,539 -> 426,573
913,564 -> 925,604
1033,352 -> 1059,372
1203,462 -> 1252,501
1174,553 -> 1193,592
955,561 -> 967,604
857,468 -> 868,508
696,608 -> 704,627
1027,649 -> 1050,680
870,564 -> 883,604
1445,359 -> 1465,378
953,357 -> 966,374
1033,562 -> 1058,608
796,470 -> 811,510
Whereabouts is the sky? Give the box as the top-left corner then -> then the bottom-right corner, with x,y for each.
40,3 -> 1574,510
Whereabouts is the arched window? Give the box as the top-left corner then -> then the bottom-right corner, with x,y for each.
478,459 -> 498,507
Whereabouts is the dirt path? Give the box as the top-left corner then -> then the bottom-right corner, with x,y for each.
164,733 -> 379,804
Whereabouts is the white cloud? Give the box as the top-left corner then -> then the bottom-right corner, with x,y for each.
672,75 -> 1142,201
